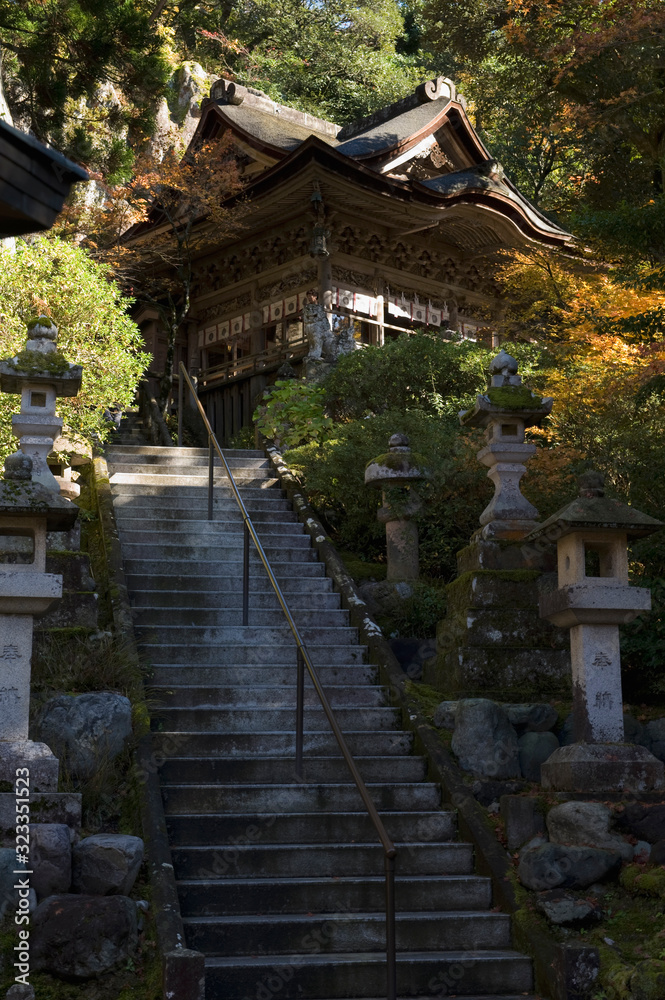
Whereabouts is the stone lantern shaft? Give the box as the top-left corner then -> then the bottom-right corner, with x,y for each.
365,434 -> 427,582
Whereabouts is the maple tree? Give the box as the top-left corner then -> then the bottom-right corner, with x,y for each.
61,133 -> 245,410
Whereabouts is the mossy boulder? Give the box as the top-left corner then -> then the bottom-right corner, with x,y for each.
630,960 -> 665,1000
620,863 -> 665,899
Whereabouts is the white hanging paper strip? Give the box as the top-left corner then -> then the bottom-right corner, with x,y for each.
427,307 -> 441,327
198,330 -> 205,348
412,302 -> 427,324
389,297 -> 411,320
262,305 -> 270,325
442,300 -> 450,321
230,316 -> 244,337
205,326 -> 217,345
270,300 -> 283,321
217,320 -> 230,341
284,295 -> 298,317
242,312 -> 251,331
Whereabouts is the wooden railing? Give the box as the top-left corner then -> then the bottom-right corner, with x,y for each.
200,335 -> 308,387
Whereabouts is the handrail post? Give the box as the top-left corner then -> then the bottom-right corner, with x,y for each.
208,436 -> 214,521
177,370 -> 184,447
242,523 -> 249,626
295,647 -> 304,780
385,852 -> 397,1000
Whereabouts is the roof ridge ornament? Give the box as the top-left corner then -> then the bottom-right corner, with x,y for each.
417,77 -> 456,103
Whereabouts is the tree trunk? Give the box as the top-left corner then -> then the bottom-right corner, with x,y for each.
0,46 -> 13,126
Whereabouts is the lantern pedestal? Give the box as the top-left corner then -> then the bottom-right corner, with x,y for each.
541,743 -> 663,795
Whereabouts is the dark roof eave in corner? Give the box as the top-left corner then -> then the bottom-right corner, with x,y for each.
228,137 -> 572,248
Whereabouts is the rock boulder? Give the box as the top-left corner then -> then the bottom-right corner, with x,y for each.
72,834 -> 144,896
518,732 -> 559,782
518,843 -> 622,891
502,703 -> 558,733
535,888 -> 602,927
547,801 -> 633,860
30,823 -> 72,899
451,699 -> 520,779
32,894 -> 138,979
35,692 -> 132,780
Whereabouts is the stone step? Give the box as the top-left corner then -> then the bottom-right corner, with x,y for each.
159,755 -> 424,784
137,625 -> 359,647
108,452 -> 269,469
109,471 -> 278,488
109,470 -> 284,492
122,539 -> 315,559
124,559 -> 328,577
184,910 -> 511,955
150,731 -> 413,758
141,643 -> 365,665
161,782 -> 440,814
126,573 -> 333,592
131,590 -> 341,610
114,505 -> 297,523
116,516 -> 303,534
147,665 -> 376,686
177,874 -> 491,916
149,684 -> 385,710
107,446 -> 266,459
166,810 -> 456,846
203,951 -> 533,999
150,706 -> 397,732
135,608 -> 350,628
112,494 -> 293,511
119,520 -> 312,558
171,842 -> 468,879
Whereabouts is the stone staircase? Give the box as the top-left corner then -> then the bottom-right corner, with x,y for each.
106,444 -> 537,1000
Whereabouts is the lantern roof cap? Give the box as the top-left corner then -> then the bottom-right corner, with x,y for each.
365,434 -> 428,488
526,471 -> 663,542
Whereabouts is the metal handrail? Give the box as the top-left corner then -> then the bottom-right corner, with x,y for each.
177,362 -> 397,1000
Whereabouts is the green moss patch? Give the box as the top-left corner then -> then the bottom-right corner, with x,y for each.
8,349 -> 72,376
486,385 -> 543,409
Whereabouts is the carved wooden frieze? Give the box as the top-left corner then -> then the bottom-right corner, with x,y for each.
334,225 -> 499,295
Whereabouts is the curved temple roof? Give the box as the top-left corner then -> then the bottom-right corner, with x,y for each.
190,76 -> 570,249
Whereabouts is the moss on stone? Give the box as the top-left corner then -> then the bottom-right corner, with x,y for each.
8,349 -> 72,376
486,385 -> 542,410
620,864 -> 665,899
630,960 -> 665,1000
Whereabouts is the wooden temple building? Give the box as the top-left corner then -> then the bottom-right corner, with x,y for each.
134,76 -> 571,442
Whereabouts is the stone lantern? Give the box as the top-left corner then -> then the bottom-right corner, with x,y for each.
526,470 -> 664,792
365,434 -> 427,582
459,349 -> 553,540
0,452 -> 78,790
0,316 -> 82,493
422,349 -> 570,699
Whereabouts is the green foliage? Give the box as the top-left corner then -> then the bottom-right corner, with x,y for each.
323,333 -> 547,420
287,406 -> 489,579
0,235 -> 150,464
254,379 -> 332,450
0,0 -> 169,164
376,580 -> 448,638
